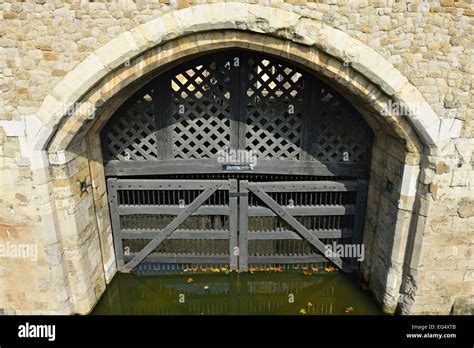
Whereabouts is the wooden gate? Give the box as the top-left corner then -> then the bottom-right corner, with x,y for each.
239,180 -> 367,272
107,179 -> 239,272
101,49 -> 373,273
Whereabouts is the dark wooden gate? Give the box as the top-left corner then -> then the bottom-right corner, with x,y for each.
101,49 -> 373,273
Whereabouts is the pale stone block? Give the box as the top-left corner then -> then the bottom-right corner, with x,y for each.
95,31 -> 139,70
294,17 -> 322,46
48,150 -> 68,165
348,44 -> 408,96
103,254 -> 117,283
433,118 -> 463,142
32,126 -> 54,151
51,54 -> 107,107
399,164 -> 420,197
136,16 -> 169,44
0,119 -> 25,136
397,82 -> 440,145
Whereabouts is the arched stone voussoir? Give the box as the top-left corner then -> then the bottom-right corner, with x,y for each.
34,2 -> 446,152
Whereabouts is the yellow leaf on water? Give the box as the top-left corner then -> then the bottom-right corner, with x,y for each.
345,306 -> 354,313
203,285 -> 209,290
186,277 -> 194,283
299,308 -> 307,315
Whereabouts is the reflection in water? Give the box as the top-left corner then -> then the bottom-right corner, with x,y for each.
92,272 -> 381,315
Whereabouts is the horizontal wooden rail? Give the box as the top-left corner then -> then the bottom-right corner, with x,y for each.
248,255 -> 328,264
119,205 -> 230,216
246,180 -> 358,192
105,159 -> 369,178
116,179 -> 231,190
247,205 -> 355,216
121,229 -> 230,240
247,228 -> 352,240
124,253 -> 230,264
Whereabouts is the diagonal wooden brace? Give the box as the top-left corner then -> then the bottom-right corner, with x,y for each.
247,185 -> 345,271
121,183 -> 223,272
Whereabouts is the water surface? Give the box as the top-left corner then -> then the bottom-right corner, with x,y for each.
92,271 -> 382,315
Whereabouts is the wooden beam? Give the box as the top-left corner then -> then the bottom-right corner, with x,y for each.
121,229 -> 230,240
107,178 -> 124,270
247,205 -> 355,217
248,255 -> 327,264
239,180 -> 249,271
104,158 -> 369,177
116,179 -> 230,190
247,185 -> 344,270
118,205 -> 230,216
247,228 -> 352,240
229,179 -> 239,270
124,254 -> 230,264
246,180 -> 358,192
121,183 -> 222,272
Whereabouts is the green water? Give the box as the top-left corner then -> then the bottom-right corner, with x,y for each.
92,271 -> 382,315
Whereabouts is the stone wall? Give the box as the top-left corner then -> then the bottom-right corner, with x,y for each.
0,0 -> 472,314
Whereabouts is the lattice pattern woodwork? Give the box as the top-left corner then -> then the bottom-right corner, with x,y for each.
103,94 -> 158,161
101,50 -> 372,166
170,58 -> 232,159
244,56 -> 304,160
311,89 -> 370,163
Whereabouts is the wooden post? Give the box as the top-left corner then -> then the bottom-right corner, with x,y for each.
239,180 -> 249,271
107,178 -> 125,271
229,179 -> 238,270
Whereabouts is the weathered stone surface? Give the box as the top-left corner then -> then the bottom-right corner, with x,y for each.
452,296 -> 474,315
435,162 -> 450,175
0,1 -> 472,317
457,198 -> 474,218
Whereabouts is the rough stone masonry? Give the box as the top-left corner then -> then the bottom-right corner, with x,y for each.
0,0 -> 472,315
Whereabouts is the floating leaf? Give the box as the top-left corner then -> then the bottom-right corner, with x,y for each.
299,308 -> 307,315
203,285 -> 209,290
186,277 -> 194,283
345,306 -> 354,313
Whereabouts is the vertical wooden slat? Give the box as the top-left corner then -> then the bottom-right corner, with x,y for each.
352,179 -> 368,245
238,52 -> 249,150
239,180 -> 249,271
230,51 -> 241,151
153,74 -> 173,159
300,76 -> 322,160
229,179 -> 239,270
107,178 -> 125,271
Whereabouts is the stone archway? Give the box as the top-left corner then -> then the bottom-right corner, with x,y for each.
28,3 -> 460,315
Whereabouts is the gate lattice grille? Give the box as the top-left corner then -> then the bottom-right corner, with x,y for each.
171,57 -> 232,159
101,50 -> 372,167
103,96 -> 158,161
244,56 -> 304,160
310,89 -> 371,163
